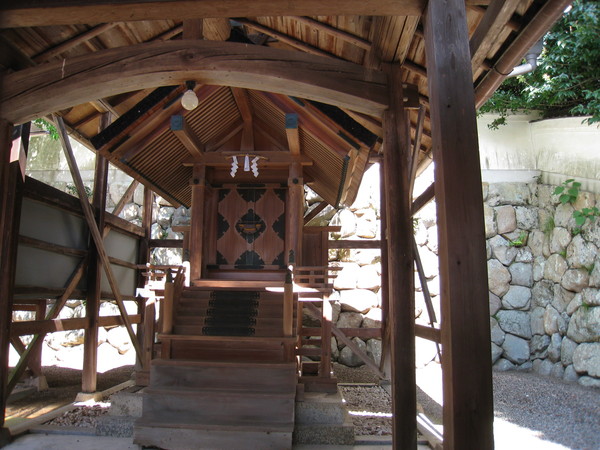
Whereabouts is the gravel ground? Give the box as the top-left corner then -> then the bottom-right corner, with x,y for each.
8,361 -> 600,449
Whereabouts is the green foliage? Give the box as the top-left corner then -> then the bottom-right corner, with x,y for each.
480,0 -> 600,126
66,183 -> 92,199
559,249 -> 567,258
543,216 -> 555,237
507,231 -> 528,247
573,206 -> 600,227
553,179 -> 581,204
33,118 -> 59,140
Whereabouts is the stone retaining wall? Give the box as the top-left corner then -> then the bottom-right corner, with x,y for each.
484,181 -> 600,388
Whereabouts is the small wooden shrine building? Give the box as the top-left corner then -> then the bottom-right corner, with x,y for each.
0,1 -> 570,448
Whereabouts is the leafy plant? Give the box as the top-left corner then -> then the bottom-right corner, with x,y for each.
553,179 -> 581,204
33,118 -> 59,140
66,183 -> 92,199
559,250 -> 567,258
573,206 -> 600,227
507,231 -> 528,247
480,0 -> 600,126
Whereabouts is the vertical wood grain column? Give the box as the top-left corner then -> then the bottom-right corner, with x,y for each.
82,113 -> 110,393
286,161 -> 303,265
0,120 -> 28,443
425,0 -> 494,448
189,164 -> 206,281
383,64 -> 416,449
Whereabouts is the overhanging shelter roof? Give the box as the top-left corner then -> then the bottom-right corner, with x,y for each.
0,0 -> 570,207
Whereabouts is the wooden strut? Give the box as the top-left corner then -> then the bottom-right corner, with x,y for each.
54,115 -> 143,363
303,302 -> 384,379
7,173 -> 145,392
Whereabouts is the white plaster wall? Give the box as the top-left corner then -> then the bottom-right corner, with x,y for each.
477,114 -> 600,193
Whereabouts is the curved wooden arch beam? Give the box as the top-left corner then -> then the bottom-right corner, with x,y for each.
0,40 -> 388,125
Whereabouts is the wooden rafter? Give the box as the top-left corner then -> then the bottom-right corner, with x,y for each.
171,115 -> 205,158
285,113 -> 300,156
291,16 -> 372,50
470,0 -> 523,74
0,1 -> 426,28
230,88 -> 254,152
0,40 -> 388,125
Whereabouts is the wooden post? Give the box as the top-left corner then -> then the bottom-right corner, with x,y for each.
319,296 -> 332,378
382,64 -> 416,449
0,120 -> 28,444
82,113 -> 110,393
189,164 -> 205,281
162,274 -> 174,334
283,269 -> 293,337
378,159 -> 391,376
424,1 -> 494,448
286,161 -> 303,265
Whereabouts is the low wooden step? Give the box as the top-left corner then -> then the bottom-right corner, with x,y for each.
159,334 -> 297,362
142,387 -> 295,425
150,360 -> 297,391
135,421 -> 292,450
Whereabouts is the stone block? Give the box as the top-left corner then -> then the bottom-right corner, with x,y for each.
543,254 -> 567,283
488,259 -> 511,297
561,269 -> 589,293
496,205 -> 517,234
567,306 -> 600,343
502,285 -> 531,310
573,343 -> 600,377
509,263 -> 534,288
502,334 -> 530,364
497,310 -> 532,339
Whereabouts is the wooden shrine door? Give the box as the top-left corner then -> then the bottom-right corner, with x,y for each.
215,185 -> 286,269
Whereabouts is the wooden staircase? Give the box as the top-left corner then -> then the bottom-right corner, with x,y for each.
134,287 -> 298,449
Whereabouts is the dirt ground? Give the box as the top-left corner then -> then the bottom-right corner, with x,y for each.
5,364 -> 134,421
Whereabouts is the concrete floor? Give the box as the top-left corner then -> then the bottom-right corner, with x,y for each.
4,433 -> 434,449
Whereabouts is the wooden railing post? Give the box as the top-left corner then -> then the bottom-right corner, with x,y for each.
161,269 -> 174,334
283,268 -> 293,337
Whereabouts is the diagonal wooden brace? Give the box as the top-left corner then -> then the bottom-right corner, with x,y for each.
54,115 -> 143,364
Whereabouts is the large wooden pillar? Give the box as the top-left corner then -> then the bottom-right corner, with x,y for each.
383,65 -> 416,448
189,164 -> 206,281
0,120 -> 28,444
286,161 -> 303,265
424,1 -> 494,448
82,114 -> 110,393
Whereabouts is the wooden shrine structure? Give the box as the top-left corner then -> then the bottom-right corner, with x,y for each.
0,1 -> 570,448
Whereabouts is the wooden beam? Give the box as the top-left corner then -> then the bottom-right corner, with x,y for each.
183,19 -> 203,40
230,88 -> 254,152
82,113 -> 110,393
171,115 -> 205,158
0,120 -> 22,439
0,1 -> 425,28
148,239 -> 184,248
425,0 -> 494,447
285,113 -> 300,156
8,259 -> 87,395
383,64 -> 416,448
328,240 -> 381,249
32,23 -> 119,62
303,201 -> 327,225
10,315 -> 143,336
0,41 -> 388,124
203,18 -> 231,41
411,182 -> 435,216
292,16 -> 372,51
112,180 -> 139,218
408,105 -> 426,200
470,0 -> 523,73
189,164 -> 206,281
55,115 -> 143,364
